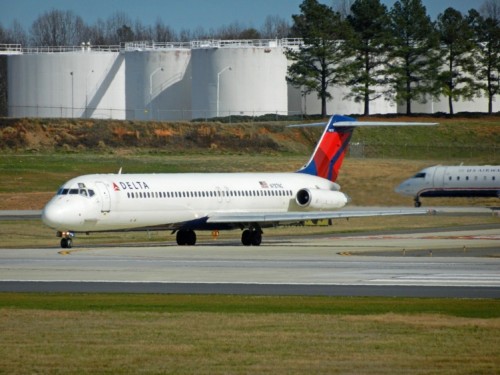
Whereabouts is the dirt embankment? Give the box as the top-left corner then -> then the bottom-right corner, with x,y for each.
0,118 -> 319,153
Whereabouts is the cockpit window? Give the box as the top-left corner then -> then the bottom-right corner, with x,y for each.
56,185 -> 95,198
413,172 -> 426,178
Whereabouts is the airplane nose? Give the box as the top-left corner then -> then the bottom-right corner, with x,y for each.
42,199 -> 85,230
395,180 -> 411,195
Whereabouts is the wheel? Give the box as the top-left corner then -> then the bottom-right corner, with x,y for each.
414,200 -> 422,207
176,230 -> 197,246
186,230 -> 197,246
60,238 -> 72,249
176,230 -> 186,246
251,231 -> 262,246
241,230 -> 252,246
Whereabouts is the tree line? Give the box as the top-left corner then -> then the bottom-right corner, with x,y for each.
1,0 -> 500,116
0,11 -> 292,47
287,0 -> 500,115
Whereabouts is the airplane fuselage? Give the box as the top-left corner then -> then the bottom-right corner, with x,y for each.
395,165 -> 500,206
42,172 -> 346,233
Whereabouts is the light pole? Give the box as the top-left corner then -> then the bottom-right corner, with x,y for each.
149,67 -> 164,120
70,71 -> 74,118
217,66 -> 231,117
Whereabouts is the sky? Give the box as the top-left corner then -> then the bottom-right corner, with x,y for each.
0,0 -> 484,34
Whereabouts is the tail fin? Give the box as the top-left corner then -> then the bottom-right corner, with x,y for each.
297,114 -> 356,182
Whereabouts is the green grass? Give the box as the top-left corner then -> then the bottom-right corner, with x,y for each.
0,293 -> 499,318
1,294 -> 499,374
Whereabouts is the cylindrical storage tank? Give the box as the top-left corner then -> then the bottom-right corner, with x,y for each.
124,49 -> 191,121
8,51 -> 126,119
288,82 -> 397,116
191,46 -> 288,119
397,95 -> 498,114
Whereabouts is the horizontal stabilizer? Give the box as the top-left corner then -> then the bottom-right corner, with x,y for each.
289,120 -> 438,128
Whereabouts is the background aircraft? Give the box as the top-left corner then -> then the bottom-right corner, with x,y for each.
396,165 -> 500,206
42,115 -> 434,248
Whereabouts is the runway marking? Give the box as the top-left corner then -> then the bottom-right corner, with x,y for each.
330,234 -> 500,240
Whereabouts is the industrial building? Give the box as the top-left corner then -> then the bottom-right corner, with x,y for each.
3,39 -> 497,120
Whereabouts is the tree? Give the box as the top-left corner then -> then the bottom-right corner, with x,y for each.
260,15 -> 290,39
30,9 -> 85,46
387,0 -> 440,115
436,7 -> 478,115
468,9 -> 500,113
345,0 -> 391,115
286,0 -> 352,116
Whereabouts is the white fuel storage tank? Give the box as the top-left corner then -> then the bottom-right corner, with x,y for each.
124,49 -> 191,121
8,51 -> 126,119
191,44 -> 288,119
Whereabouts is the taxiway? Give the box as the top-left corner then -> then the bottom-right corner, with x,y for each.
0,226 -> 498,298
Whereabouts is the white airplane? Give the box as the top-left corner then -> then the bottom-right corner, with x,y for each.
396,164 -> 500,207
42,115 -> 435,248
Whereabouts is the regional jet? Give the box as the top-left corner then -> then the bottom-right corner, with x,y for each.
396,164 -> 500,206
42,115 -> 435,248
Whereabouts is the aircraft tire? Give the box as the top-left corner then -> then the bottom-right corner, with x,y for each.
176,230 -> 197,246
251,231 -> 262,246
60,238 -> 72,249
241,230 -> 252,246
186,230 -> 197,246
176,231 -> 186,246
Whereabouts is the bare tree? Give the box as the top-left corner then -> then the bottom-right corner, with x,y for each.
260,15 -> 291,38
30,9 -> 85,46
332,0 -> 355,18
105,11 -> 134,44
154,19 -> 176,42
480,0 -> 500,20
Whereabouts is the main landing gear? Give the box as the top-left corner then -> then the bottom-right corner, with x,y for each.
176,229 -> 197,245
241,227 -> 262,246
175,226 -> 263,246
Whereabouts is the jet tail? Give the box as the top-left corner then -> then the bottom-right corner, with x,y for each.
296,115 -> 355,183
294,114 -> 437,183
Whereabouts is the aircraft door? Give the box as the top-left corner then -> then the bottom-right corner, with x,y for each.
95,182 -> 111,212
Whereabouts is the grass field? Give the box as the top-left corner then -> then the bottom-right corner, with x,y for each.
0,294 -> 499,374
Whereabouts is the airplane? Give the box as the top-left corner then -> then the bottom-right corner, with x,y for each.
42,114 -> 435,249
395,164 -> 500,207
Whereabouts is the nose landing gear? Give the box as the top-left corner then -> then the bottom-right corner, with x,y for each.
414,196 -> 422,207
57,231 -> 75,249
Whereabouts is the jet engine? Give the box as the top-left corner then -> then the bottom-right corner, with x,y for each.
296,188 -> 349,210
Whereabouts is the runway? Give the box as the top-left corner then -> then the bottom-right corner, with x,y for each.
0,226 -> 499,298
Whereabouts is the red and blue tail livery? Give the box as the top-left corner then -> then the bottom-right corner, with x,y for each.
297,115 -> 356,182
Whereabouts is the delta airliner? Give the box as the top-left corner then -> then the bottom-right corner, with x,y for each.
42,115 -> 435,248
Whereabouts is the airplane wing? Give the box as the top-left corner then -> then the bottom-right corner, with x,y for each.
206,207 -> 434,225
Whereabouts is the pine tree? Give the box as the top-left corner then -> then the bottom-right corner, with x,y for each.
436,7 -> 478,115
344,0 -> 391,115
468,9 -> 500,114
387,0 -> 440,115
286,0 -> 352,116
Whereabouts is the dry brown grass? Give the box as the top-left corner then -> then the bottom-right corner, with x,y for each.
1,309 -> 498,374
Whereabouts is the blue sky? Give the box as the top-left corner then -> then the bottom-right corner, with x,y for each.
0,0 -> 483,32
